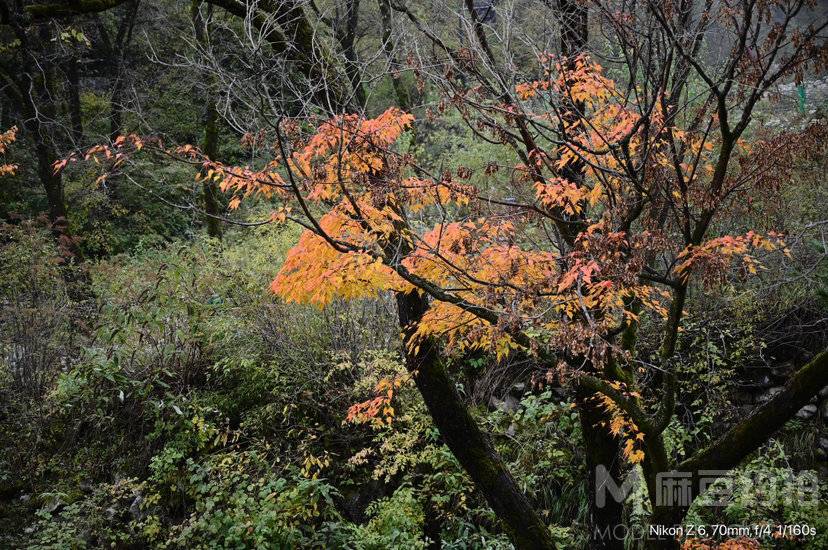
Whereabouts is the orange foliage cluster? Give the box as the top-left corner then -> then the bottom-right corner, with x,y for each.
52,133 -> 145,186
676,231 -> 788,284
0,126 -> 17,177
681,537 -> 760,550
516,53 -> 615,108
534,177 -> 593,216
345,377 -> 407,428
596,383 -> 645,464
272,203 -> 410,306
289,108 -> 413,201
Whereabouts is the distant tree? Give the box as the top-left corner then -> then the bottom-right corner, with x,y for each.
192,0 -> 222,239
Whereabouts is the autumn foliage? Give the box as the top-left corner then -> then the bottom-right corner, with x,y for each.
0,126 -> 17,177
67,53 -> 819,450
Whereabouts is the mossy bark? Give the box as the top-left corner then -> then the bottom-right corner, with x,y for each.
395,291 -> 557,550
639,350 -> 828,550
24,0 -> 127,19
201,99 -> 222,240
192,0 -> 222,239
576,385 -> 625,550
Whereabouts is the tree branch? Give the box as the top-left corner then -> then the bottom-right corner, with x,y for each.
680,349 -> 828,472
24,0 -> 128,19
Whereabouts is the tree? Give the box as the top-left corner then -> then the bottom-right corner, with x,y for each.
68,0 -> 828,548
0,0 -> 144,257
192,0 -> 223,239
0,4 -> 76,253
92,0 -> 140,141
1,0 -> 363,252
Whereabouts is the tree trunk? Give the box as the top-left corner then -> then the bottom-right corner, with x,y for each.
576,387 -> 625,550
193,0 -> 223,239
66,57 -> 84,145
16,24 -> 79,259
30,131 -> 78,258
94,0 -> 138,141
262,0 -> 354,112
395,291 -> 557,550
336,0 -> 366,109
377,0 -> 413,112
34,140 -> 67,224
201,98 -> 222,240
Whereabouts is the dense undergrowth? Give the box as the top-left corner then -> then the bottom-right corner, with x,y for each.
1,213 -> 825,549
0,219 -> 578,548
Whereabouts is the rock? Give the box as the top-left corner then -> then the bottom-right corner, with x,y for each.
18,494 -> 30,503
129,494 -> 144,521
819,437 -> 828,452
758,387 -> 784,403
817,447 -> 828,461
488,395 -> 519,413
821,400 -> 828,420
505,423 -> 517,437
795,404 -> 817,420
510,382 -> 526,395
819,385 -> 828,399
42,495 -> 64,514
501,395 -> 519,413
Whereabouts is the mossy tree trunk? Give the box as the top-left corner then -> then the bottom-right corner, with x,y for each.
200,99 -> 223,240
395,291 -> 557,550
192,0 -> 222,239
576,385 -> 625,550
5,23 -> 80,259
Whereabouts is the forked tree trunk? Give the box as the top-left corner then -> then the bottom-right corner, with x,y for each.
395,291 -> 557,550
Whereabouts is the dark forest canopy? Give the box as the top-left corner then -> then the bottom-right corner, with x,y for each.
2,1 -> 828,549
